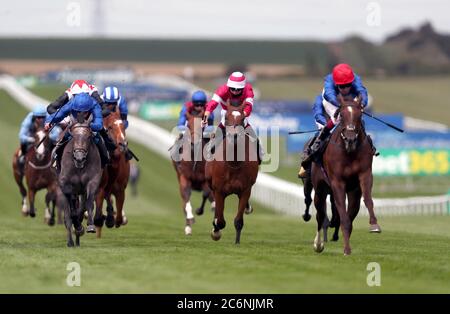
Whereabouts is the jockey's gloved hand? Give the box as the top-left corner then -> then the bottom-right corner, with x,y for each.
44,123 -> 51,131
26,136 -> 35,143
201,111 -> 210,128
326,120 -> 335,130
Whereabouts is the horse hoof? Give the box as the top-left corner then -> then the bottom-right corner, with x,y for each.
313,242 -> 324,253
48,218 -> 55,226
185,225 -> 192,235
302,213 -> 311,222
369,224 -> 381,233
29,212 -> 36,218
122,216 -> 128,226
332,235 -> 339,242
21,210 -> 29,217
195,207 -> 204,216
211,229 -> 221,241
344,250 -> 352,256
186,218 -> 195,226
75,226 -> 85,237
67,241 -> 75,247
86,225 -> 96,233
245,204 -> 253,215
105,215 -> 115,228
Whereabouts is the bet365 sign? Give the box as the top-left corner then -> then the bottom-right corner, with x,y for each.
373,149 -> 449,176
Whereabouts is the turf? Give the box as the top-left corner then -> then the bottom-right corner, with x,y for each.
0,88 -> 449,293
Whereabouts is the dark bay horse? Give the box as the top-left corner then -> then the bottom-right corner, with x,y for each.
58,114 -> 102,247
172,106 -> 214,235
312,95 -> 380,255
12,118 -> 61,225
205,101 -> 259,244
94,109 -> 130,238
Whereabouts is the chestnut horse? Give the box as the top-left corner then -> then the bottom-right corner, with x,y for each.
312,95 -> 380,255
12,118 -> 61,225
94,108 -> 130,238
172,105 -> 215,235
205,101 -> 259,244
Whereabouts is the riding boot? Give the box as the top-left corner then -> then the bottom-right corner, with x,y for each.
298,127 -> 330,178
367,135 -> 379,156
125,149 -> 133,161
95,136 -> 110,168
99,128 -> 117,153
18,143 -> 28,174
52,137 -> 69,173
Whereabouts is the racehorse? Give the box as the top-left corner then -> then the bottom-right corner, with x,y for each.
312,94 -> 380,255
12,118 -> 61,225
58,113 -> 102,247
205,100 -> 258,244
94,108 -> 130,238
172,105 -> 215,235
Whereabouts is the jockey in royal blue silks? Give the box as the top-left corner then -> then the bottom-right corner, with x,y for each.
45,93 -> 110,170
298,63 -> 377,178
17,105 -> 62,170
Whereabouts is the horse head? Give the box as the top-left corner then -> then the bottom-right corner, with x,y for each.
337,94 -> 363,153
104,107 -> 127,154
71,113 -> 93,168
32,116 -> 48,161
224,100 -> 246,144
186,105 -> 205,145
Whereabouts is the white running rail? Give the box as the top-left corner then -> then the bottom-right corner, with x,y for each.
1,74 -> 448,217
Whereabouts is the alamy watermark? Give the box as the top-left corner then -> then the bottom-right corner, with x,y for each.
366,2 -> 381,27
66,2 -> 81,27
66,262 -> 81,287
366,262 -> 381,287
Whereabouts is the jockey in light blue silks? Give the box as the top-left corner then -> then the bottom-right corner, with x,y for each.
45,93 -> 110,171
298,63 -> 377,178
18,105 -> 62,170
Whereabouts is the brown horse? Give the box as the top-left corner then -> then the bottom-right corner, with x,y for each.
94,108 -> 130,238
205,101 -> 259,244
172,105 -> 215,235
12,118 -> 61,225
312,95 -> 380,255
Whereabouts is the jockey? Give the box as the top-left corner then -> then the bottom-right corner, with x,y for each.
102,85 -> 129,128
18,105 -> 61,170
46,79 -> 116,156
177,90 -> 214,130
101,85 -> 133,160
298,63 -> 377,178
202,72 -> 263,164
170,90 -> 214,163
45,93 -> 110,170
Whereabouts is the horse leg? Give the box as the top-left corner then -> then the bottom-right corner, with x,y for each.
14,164 -> 28,216
45,190 -> 55,226
302,177 -> 313,222
85,183 -> 98,234
208,189 -> 216,213
105,195 -> 115,229
313,190 -> 326,253
195,187 -> 208,216
211,192 -> 225,241
179,176 -> 194,235
114,190 -> 126,228
322,215 -> 329,243
235,188 -> 251,244
329,194 -> 340,241
28,188 -> 36,218
72,195 -> 84,247
348,187 -> 362,222
63,193 -> 74,247
359,172 -> 381,233
331,182 -> 352,255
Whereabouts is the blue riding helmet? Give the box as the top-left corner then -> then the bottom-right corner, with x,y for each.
32,105 -> 47,117
103,86 -> 120,103
191,90 -> 207,103
72,93 -> 96,112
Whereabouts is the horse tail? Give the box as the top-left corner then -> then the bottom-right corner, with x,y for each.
12,150 -> 27,198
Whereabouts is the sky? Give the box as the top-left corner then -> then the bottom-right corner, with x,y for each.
0,0 -> 449,42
